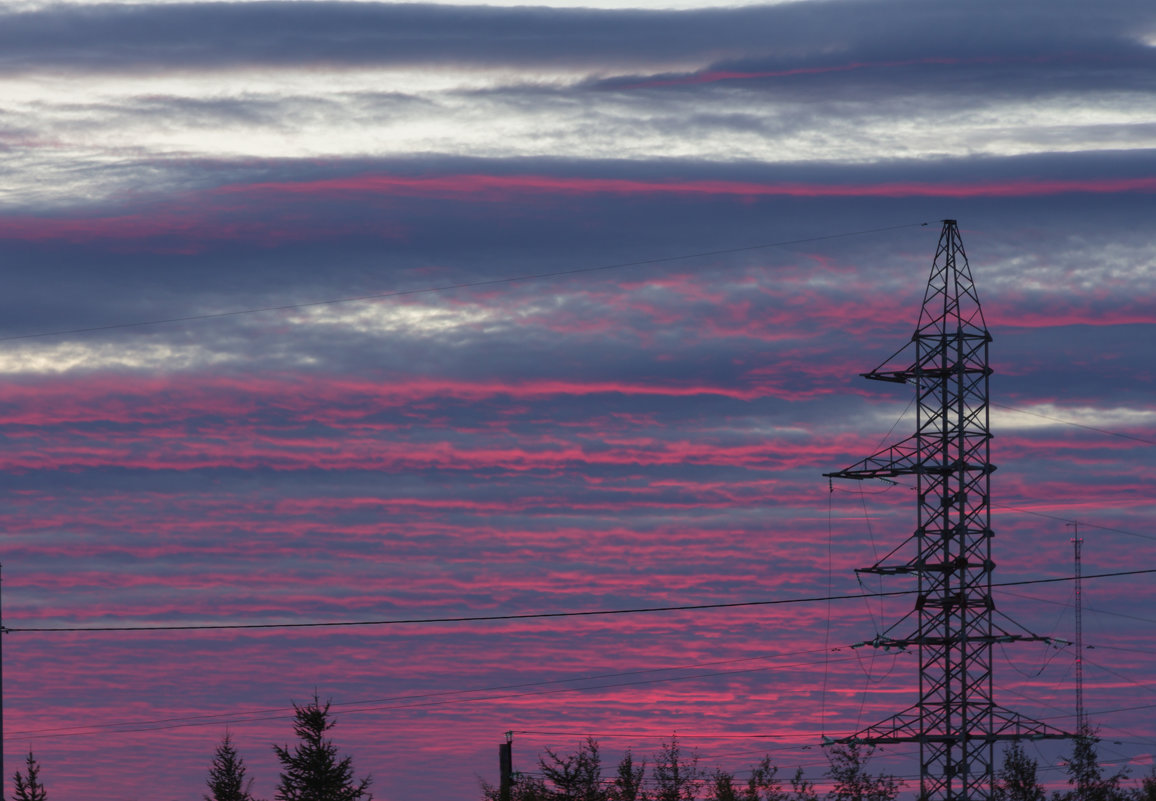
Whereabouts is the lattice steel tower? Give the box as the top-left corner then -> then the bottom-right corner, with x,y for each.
825,220 -> 1065,801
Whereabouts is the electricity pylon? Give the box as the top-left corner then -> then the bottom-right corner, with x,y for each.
825,220 -> 1066,801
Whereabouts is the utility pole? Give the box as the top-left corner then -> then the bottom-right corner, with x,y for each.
499,731 -> 513,801
825,220 -> 1066,801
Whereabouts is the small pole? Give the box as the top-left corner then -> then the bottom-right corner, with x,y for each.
499,731 -> 513,801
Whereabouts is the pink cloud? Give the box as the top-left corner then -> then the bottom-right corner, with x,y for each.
621,55 -> 1049,89
219,172 -> 1156,202
6,168 -> 1155,255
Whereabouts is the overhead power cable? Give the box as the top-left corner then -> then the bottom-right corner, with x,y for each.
9,651 -> 863,740
998,588 -> 1156,627
1082,656 -> 1156,697
830,402 -> 1151,478
8,643 -> 1156,743
0,221 -> 928,343
993,504 -> 1156,543
992,402 -> 1156,447
8,646 -> 833,737
1091,644 -> 1154,655
510,729 -> 825,741
6,567 -> 1153,634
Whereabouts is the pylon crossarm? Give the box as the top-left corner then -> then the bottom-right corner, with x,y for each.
833,706 -> 1067,748
823,434 -> 921,480
989,706 -> 1070,740
861,369 -> 912,384
855,536 -> 918,575
990,608 -> 1060,642
988,631 -> 1054,645
859,340 -> 918,385
850,607 -> 918,649
830,705 -> 923,745
851,635 -> 914,651
864,359 -> 991,386
860,544 -> 996,576
858,631 -> 1052,649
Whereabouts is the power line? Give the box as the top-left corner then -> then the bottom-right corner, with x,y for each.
1083,656 -> 1156,697
1082,701 -> 1156,718
8,641 -> 1155,744
7,568 -> 1154,634
993,505 -> 1156,543
7,647 -> 832,736
511,729 -> 823,741
1091,644 -> 1154,655
62,663 -> 1156,755
856,485 -> 1156,544
8,651 -> 863,741
991,402 -> 1156,447
834,403 -> 1153,491
0,221 -> 929,343
997,588 -> 1156,627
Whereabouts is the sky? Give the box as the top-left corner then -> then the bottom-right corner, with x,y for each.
1,0 -> 1155,799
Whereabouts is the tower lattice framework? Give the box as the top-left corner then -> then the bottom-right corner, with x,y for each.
825,220 -> 1065,801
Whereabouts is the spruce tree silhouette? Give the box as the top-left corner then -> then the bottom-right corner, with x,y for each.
12,751 -> 47,801
273,694 -> 372,801
206,731 -> 256,801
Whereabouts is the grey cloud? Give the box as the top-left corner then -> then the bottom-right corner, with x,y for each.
119,91 -> 434,128
1,0 -> 1154,74
4,147 -> 1154,337
10,91 -> 432,143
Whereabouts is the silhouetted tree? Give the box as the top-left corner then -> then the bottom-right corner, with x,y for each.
483,742 -> 835,801
787,767 -> 818,801
482,739 -> 620,801
824,744 -> 901,801
993,742 -> 1044,801
538,737 -> 605,801
12,751 -> 47,801
207,731 -> 256,801
489,775 -> 550,801
273,693 -> 372,801
608,749 -> 647,801
652,737 -> 702,801
707,769 -> 740,801
489,776 -> 550,801
1135,765 -> 1156,801
745,756 -> 789,801
704,756 -> 821,801
1057,726 -> 1128,801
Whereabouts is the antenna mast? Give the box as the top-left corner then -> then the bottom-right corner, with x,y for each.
1071,525 -> 1085,733
825,220 -> 1066,801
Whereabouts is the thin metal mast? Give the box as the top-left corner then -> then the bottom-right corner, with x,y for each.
1,562 -> 4,801
1072,525 -> 1085,733
825,220 -> 1065,801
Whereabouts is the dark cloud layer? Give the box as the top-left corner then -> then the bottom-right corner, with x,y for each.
4,149 -> 1154,347
2,0 -> 1154,72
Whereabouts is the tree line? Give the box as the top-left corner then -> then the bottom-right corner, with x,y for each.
481,736 -> 898,801
482,727 -> 1156,801
10,694 -> 372,801
8,715 -> 1156,801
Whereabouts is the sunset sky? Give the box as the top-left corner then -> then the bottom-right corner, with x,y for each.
1,0 -> 1155,799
